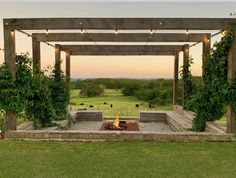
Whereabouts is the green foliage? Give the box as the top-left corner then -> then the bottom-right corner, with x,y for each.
180,57 -> 196,109
0,110 -> 6,132
0,64 -> 22,112
80,83 -> 104,97
187,31 -> 234,131
26,73 -> 55,128
49,60 -> 69,120
15,53 -> 34,111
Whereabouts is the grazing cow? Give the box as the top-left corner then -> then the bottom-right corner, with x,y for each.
80,103 -> 84,105
89,105 -> 94,108
110,104 -> 113,108
149,104 -> 152,108
135,104 -> 139,108
104,102 -> 107,104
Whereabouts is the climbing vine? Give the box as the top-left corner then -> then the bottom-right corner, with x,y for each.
187,31 -> 235,131
180,57 -> 196,109
49,59 -> 69,120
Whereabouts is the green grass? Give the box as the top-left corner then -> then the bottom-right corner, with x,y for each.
70,89 -> 172,117
0,140 -> 236,178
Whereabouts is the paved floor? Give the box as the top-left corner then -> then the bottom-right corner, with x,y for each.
68,121 -> 174,132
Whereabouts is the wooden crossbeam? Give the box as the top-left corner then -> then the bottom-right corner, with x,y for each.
59,45 -> 185,56
32,33 -> 211,42
4,18 -> 236,30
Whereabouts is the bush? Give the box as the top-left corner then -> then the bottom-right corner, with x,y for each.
80,83 -> 104,97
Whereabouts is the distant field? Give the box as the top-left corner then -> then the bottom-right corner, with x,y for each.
70,89 -> 172,117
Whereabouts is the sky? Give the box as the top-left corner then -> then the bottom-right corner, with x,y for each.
0,1 -> 235,79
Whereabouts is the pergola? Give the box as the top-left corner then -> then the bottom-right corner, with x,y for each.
3,18 -> 236,133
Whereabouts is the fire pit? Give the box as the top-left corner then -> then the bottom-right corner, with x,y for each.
100,121 -> 139,131
100,113 -> 140,131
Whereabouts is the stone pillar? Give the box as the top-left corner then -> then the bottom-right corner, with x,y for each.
226,29 -> 236,133
55,44 -> 61,66
182,44 -> 189,109
66,52 -> 71,101
4,25 -> 17,130
173,52 -> 179,106
32,38 -> 41,74
202,35 -> 211,78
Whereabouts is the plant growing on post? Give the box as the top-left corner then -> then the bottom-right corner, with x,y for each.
26,73 -> 55,128
180,57 -> 196,110
49,59 -> 69,120
187,31 -> 234,131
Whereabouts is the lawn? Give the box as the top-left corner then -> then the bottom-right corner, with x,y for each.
70,89 -> 172,117
0,140 -> 236,178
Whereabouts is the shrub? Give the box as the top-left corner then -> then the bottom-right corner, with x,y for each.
80,83 -> 104,97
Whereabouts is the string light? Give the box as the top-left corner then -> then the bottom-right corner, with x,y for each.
46,29 -> 48,35
11,30 -> 14,36
185,29 -> 189,35
115,29 -> 118,35
150,29 -> 154,35
80,29 -> 84,34
207,37 -> 210,42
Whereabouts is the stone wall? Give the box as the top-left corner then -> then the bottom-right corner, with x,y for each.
4,130 -> 235,142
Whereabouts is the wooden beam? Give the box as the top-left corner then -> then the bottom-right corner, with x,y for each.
4,27 -> 17,130
55,44 -> 61,65
182,44 -> 190,109
202,36 -> 211,78
32,39 -> 41,74
60,45 -> 184,56
66,52 -> 71,101
4,18 -> 236,30
33,33 -> 211,42
173,52 -> 179,106
226,29 -> 236,134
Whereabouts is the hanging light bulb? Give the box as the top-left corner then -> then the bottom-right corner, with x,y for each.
207,37 -> 210,42
11,30 -> 14,36
186,29 -> 189,35
150,29 -> 154,35
115,29 -> 118,35
81,29 -> 84,34
46,29 -> 48,35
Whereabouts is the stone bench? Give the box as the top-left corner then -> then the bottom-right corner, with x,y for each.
139,111 -> 166,122
75,111 -> 103,121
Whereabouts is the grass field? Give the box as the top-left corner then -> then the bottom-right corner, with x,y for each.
70,89 -> 172,117
0,140 -> 236,178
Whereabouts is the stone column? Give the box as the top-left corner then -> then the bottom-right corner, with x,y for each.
182,44 -> 189,109
4,25 -> 17,130
32,38 -> 41,74
202,35 -> 211,79
173,52 -> 179,106
226,29 -> 236,133
66,52 -> 71,101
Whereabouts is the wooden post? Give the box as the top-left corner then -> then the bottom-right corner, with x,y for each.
66,52 -> 71,101
226,29 -> 236,133
4,25 -> 17,130
182,44 -> 189,109
55,44 -> 61,66
173,52 -> 179,106
202,35 -> 211,78
32,38 -> 41,74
